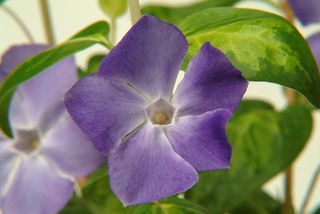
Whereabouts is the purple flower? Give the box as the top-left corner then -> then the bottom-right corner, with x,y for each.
288,0 -> 320,25
65,16 -> 248,205
308,32 -> 320,67
0,45 -> 105,214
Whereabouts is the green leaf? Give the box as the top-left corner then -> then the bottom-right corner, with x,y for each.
0,21 -> 111,137
232,99 -> 275,118
186,103 -> 312,213
132,198 -> 208,214
142,0 -> 239,25
99,0 -> 127,18
179,8 -> 320,108
61,166 -> 208,214
231,190 -> 282,214
61,168 -> 126,214
0,0 -> 6,5
77,54 -> 105,78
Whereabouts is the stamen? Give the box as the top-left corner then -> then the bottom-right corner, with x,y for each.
153,112 -> 169,124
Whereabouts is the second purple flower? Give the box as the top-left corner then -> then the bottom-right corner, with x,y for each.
65,15 -> 248,205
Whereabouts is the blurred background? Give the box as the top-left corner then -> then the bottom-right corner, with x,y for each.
0,0 -> 319,213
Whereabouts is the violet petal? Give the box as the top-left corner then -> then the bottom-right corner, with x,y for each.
173,42 -> 248,117
0,45 -> 78,130
65,75 -> 148,155
41,113 -> 106,178
99,15 -> 187,100
166,109 -> 232,171
108,122 -> 198,205
308,32 -> 320,67
288,0 -> 320,25
2,156 -> 73,214
0,142 -> 18,196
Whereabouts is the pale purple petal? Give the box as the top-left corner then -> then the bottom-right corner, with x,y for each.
0,142 -> 18,197
308,32 -> 320,67
288,0 -> 320,25
41,113 -> 106,178
165,109 -> 232,171
1,45 -> 48,75
2,156 -> 73,214
173,42 -> 248,117
99,15 -> 187,100
108,122 -> 198,205
0,45 -> 77,129
65,75 -> 148,155
0,66 -> 5,82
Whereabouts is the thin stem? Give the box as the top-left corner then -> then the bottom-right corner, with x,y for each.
128,0 -> 141,25
283,167 -> 294,214
0,5 -> 35,43
300,163 -> 320,213
110,16 -> 116,45
280,1 -> 296,213
39,0 -> 55,44
264,0 -> 282,10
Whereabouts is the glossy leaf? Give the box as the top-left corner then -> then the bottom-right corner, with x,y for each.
142,0 -> 239,25
61,168 -> 208,214
99,0 -> 127,18
61,167 -> 126,214
186,103 -> 312,213
232,99 -> 274,118
231,190 -> 282,214
131,198 -> 208,214
0,21 -> 111,137
180,8 -> 320,108
77,54 -> 105,78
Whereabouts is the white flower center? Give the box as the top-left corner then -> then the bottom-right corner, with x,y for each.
13,129 -> 40,154
145,98 -> 175,125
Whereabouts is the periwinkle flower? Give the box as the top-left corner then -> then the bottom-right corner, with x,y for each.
307,32 -> 320,67
65,16 -> 248,205
288,0 -> 320,25
0,45 -> 105,214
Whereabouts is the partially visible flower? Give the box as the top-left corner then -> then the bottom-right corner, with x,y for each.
65,16 -> 248,205
288,0 -> 320,25
307,32 -> 320,67
0,45 -> 105,214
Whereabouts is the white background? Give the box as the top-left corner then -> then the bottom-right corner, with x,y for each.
0,0 -> 319,213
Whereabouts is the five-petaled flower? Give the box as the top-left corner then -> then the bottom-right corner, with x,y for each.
65,16 -> 248,205
0,45 -> 105,214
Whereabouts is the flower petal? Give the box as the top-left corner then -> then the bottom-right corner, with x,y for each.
0,45 -> 48,75
173,42 -> 248,117
0,45 -> 77,129
308,32 -> 320,67
65,75 -> 148,155
2,156 -> 73,214
0,66 -> 5,82
0,142 -> 18,197
288,0 -> 320,25
99,15 -> 187,100
108,122 -> 198,205
165,109 -> 232,171
41,113 -> 106,178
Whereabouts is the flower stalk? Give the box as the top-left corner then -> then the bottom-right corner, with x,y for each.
39,0 -> 55,44
0,5 -> 34,43
128,0 -> 140,25
300,163 -> 320,213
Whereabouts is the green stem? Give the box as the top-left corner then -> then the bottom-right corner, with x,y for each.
39,0 -> 55,44
110,16 -> 116,45
300,163 -> 320,213
280,1 -> 296,213
128,0 -> 141,25
264,0 -> 282,9
0,5 -> 35,43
